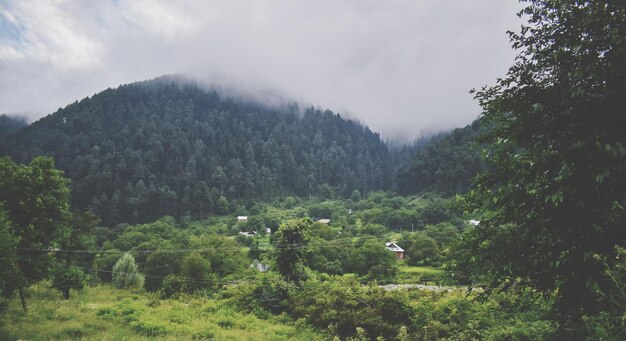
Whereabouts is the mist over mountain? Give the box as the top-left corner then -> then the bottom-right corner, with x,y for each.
0,114 -> 28,136
0,76 -> 400,224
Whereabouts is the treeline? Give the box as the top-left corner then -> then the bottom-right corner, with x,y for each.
1,77 -> 395,225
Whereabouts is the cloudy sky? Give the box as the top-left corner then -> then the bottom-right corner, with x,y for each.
0,0 -> 523,140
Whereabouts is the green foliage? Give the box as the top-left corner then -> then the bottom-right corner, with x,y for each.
160,274 -> 186,299
50,264 -> 86,299
290,278 -> 403,339
274,218 -> 312,283
92,250 -> 123,283
346,238 -> 398,282
423,222 -> 459,247
188,234 -> 246,277
581,246 -> 626,339
456,0 -> 626,336
1,77 -> 396,225
396,266 -> 446,285
397,121 -> 484,195
143,250 -> 182,291
0,209 -> 19,315
281,278 -> 544,340
309,222 -> 336,240
0,156 -> 71,311
356,223 -> 387,237
180,252 -> 217,294
235,273 -> 295,315
399,232 -> 440,266
1,283 -> 323,340
112,253 -> 144,289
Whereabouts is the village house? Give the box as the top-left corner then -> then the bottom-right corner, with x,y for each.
385,242 -> 405,259
317,218 -> 331,224
237,216 -> 248,222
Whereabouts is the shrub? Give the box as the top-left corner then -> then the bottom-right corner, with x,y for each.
160,274 -> 185,298
143,251 -> 182,291
180,252 -> 217,294
234,274 -> 294,315
112,253 -> 144,289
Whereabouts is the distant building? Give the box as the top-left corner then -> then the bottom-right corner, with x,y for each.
250,260 -> 269,272
385,242 -> 405,259
469,219 -> 480,226
238,231 -> 257,237
318,218 -> 331,224
237,216 -> 248,222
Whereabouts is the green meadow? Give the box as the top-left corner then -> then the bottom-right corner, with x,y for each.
1,283 -> 322,340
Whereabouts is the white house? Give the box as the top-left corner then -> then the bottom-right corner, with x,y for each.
237,216 -> 248,222
318,218 -> 331,224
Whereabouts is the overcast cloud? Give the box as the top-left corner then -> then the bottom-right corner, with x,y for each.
0,0 -> 523,140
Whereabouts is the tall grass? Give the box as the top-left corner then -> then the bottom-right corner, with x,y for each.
0,282 -> 323,340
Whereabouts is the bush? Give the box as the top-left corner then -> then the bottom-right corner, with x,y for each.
180,252 -> 217,294
161,274 -> 186,298
234,274 -> 294,315
112,253 -> 144,289
143,251 -> 182,291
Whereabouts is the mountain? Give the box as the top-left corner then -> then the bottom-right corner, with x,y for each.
0,114 -> 28,136
0,76 -> 395,225
396,120 -> 484,195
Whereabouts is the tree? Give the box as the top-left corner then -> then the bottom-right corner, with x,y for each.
350,189 -> 362,203
456,0 -> 626,335
0,209 -> 19,315
273,218 -> 312,283
56,210 -> 100,275
180,252 -> 217,294
347,238 -> 398,281
400,233 -> 439,266
188,234 -> 246,277
50,264 -> 86,299
144,250 -> 182,291
112,253 -> 144,289
0,157 -> 71,312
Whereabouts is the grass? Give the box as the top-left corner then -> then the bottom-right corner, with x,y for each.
397,265 -> 446,284
1,282 -> 323,340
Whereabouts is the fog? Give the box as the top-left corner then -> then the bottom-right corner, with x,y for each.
0,0 -> 523,140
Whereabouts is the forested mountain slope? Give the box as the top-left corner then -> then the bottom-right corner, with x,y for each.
0,77 -> 394,224
0,114 -> 28,136
396,120 -> 484,195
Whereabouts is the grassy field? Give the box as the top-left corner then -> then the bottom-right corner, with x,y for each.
397,265 -> 445,284
0,283 -> 322,340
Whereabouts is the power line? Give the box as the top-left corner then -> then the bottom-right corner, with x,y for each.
13,236 -> 376,255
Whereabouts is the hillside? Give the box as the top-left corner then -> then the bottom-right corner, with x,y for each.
396,120 -> 484,195
0,114 -> 28,136
0,76 -> 395,225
